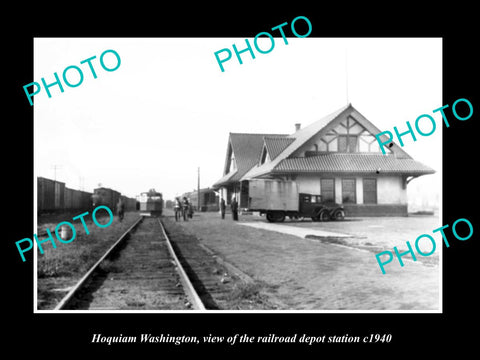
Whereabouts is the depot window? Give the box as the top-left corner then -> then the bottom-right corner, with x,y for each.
321,178 -> 335,202
363,178 -> 377,204
342,178 -> 356,204
338,135 -> 358,152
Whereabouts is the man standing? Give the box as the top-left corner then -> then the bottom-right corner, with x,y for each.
182,197 -> 190,221
174,197 -> 182,221
188,198 -> 194,219
231,197 -> 238,221
220,198 -> 226,219
117,197 -> 125,222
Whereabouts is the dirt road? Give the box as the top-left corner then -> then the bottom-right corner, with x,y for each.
169,211 -> 440,311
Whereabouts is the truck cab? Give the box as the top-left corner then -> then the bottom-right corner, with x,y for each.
299,193 -> 323,217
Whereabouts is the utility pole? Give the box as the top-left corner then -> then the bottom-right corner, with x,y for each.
51,164 -> 62,181
197,167 -> 200,211
345,47 -> 350,105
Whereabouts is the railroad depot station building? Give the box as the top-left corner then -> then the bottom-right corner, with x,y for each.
212,104 -> 435,216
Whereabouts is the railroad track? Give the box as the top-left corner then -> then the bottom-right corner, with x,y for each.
54,216 -> 206,310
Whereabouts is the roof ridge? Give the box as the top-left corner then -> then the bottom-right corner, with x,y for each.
264,135 -> 294,139
230,132 -> 288,136
292,153 -> 399,157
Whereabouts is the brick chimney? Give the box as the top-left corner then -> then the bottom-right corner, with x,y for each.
295,123 -> 301,132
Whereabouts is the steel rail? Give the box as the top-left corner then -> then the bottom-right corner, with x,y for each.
54,216 -> 144,310
157,218 -> 206,311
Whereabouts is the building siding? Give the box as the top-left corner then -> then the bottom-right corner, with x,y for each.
294,173 -> 406,215
377,176 -> 406,204
296,175 -> 320,194
343,204 -> 408,217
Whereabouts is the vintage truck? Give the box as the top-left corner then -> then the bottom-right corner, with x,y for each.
248,179 -> 345,223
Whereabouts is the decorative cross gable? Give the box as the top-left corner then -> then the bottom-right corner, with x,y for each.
303,114 -> 393,155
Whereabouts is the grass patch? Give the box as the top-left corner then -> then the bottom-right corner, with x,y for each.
37,213 -> 142,310
227,281 -> 278,310
305,235 -> 350,245
228,282 -> 262,301
37,213 -> 139,279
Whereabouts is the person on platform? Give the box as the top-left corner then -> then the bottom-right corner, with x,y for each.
231,197 -> 238,221
182,197 -> 190,221
188,198 -> 194,219
220,198 -> 226,219
174,197 -> 182,221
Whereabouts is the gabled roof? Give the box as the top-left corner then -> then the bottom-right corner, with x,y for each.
242,104 -> 352,179
273,153 -> 435,176
241,103 -> 433,180
213,104 -> 435,188
213,132 -> 287,188
264,136 -> 295,161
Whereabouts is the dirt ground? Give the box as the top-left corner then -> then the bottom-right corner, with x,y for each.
37,211 -> 279,311
36,211 -> 142,310
169,210 -> 441,311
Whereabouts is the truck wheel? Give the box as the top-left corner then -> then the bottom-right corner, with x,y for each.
266,212 -> 276,222
266,211 -> 285,223
319,209 -> 330,222
275,212 -> 286,223
333,209 -> 345,221
311,208 -> 323,222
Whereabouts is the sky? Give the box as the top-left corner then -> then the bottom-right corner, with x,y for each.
34,37 -> 442,203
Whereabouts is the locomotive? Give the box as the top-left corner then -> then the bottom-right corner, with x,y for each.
139,189 -> 164,217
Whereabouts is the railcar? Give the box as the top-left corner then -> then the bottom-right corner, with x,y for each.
181,188 -> 219,212
120,195 -> 137,212
37,177 -> 65,213
139,189 -> 163,217
92,187 -> 121,213
37,177 -> 136,216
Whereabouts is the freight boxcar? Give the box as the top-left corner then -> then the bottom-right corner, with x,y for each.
64,187 -> 75,211
92,187 -> 120,213
79,190 -> 93,211
37,177 -> 65,213
64,187 -> 93,212
120,195 -> 137,212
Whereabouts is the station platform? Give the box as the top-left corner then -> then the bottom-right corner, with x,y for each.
238,222 -> 352,239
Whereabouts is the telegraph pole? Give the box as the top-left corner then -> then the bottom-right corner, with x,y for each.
197,167 -> 200,211
51,164 -> 62,181
345,47 -> 349,104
